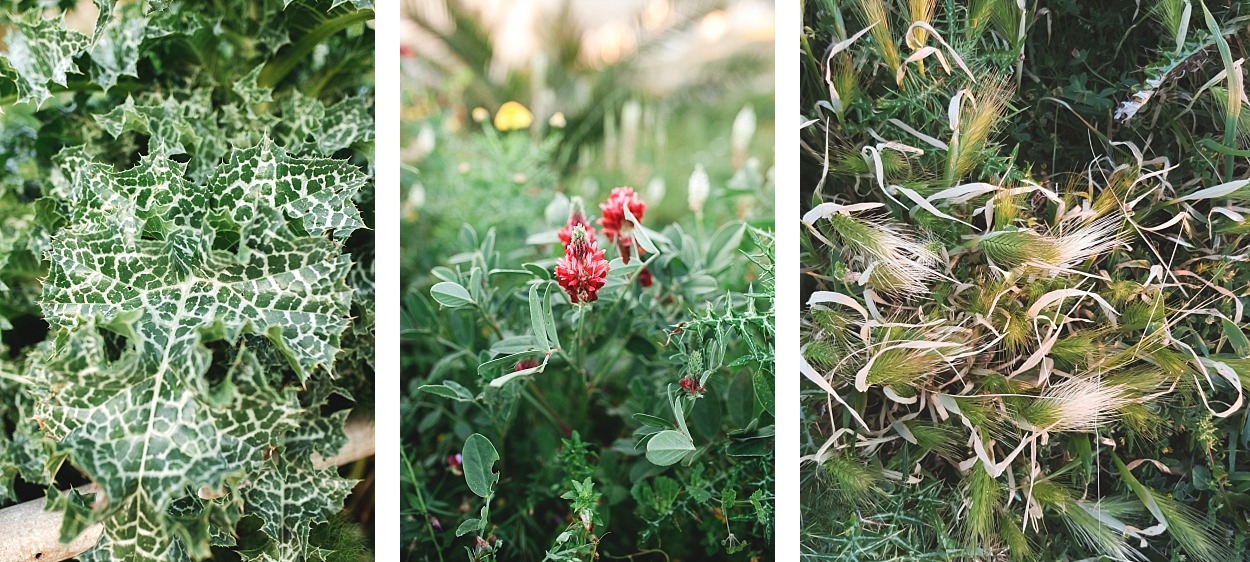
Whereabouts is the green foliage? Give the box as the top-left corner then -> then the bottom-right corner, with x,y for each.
401,125 -> 774,561
802,0 -> 1250,560
0,2 -> 374,561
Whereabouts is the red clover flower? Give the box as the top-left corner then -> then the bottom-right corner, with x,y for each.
598,187 -> 646,263
558,196 -> 596,246
556,225 -> 610,304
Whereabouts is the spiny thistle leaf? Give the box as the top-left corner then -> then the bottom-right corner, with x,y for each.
2,12 -> 90,107
33,140 -> 363,561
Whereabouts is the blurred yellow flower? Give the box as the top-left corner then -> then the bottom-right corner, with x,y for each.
471,106 -> 489,123
494,101 -> 533,131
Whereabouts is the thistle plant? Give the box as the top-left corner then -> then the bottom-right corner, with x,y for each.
803,0 -> 1250,560
0,1 -> 375,560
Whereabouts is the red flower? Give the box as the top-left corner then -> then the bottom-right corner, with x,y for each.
598,187 -> 646,263
679,376 -> 705,396
556,225 -> 610,304
638,266 -> 653,287
515,359 -> 540,371
447,453 -> 463,475
558,197 -> 596,246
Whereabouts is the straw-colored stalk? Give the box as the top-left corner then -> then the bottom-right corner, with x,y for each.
907,0 -> 936,74
852,0 -> 900,72
952,78 -> 1012,181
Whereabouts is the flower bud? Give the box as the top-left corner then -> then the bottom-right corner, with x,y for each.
687,164 -> 709,218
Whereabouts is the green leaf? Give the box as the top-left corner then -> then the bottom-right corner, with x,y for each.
232,64 -> 274,107
646,430 -> 695,466
418,381 -> 475,402
623,204 -> 658,255
3,12 -> 90,107
541,283 -> 560,351
707,221 -> 747,270
522,262 -> 551,279
454,518 -> 480,537
1223,319 -> 1250,357
462,434 -> 500,498
486,356 -> 547,388
244,414 -> 357,562
431,281 -> 474,308
34,139 -> 363,561
753,370 -> 775,416
489,335 -> 537,355
87,2 -> 147,92
317,96 -> 375,154
529,283 -> 550,351
633,413 -> 674,429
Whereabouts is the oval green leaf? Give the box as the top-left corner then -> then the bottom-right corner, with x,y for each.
431,281 -> 474,308
646,429 -> 695,466
462,433 -> 500,498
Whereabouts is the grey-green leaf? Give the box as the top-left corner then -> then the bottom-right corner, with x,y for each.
431,281 -> 474,308
462,434 -> 500,498
646,430 -> 695,466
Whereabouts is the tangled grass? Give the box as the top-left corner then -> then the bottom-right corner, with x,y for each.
801,0 -> 1250,560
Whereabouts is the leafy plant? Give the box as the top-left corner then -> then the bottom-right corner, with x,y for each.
803,0 -> 1250,560
401,112 -> 774,560
0,1 -> 374,561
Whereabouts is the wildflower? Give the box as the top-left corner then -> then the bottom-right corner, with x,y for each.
688,164 -> 709,219
638,266 -> 653,287
731,104 -> 756,166
471,107 -> 489,123
515,358 -> 540,372
679,376 -> 704,396
549,111 -> 566,128
599,186 -> 646,262
555,225 -> 610,304
558,197 -> 596,246
447,453 -> 463,475
494,101 -> 533,131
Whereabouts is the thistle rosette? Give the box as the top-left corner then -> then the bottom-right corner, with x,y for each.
558,196 -> 596,246
599,186 -> 646,263
556,225 -> 610,304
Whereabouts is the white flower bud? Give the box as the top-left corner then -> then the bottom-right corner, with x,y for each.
687,164 -> 710,217
731,104 -> 756,158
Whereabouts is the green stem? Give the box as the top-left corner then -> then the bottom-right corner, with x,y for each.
474,304 -> 505,339
524,380 -> 570,433
576,305 -> 587,382
0,77 -> 147,111
258,8 -> 375,88
403,453 -> 446,562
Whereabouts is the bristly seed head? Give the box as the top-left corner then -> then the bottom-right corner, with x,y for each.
824,211 -> 940,296
978,216 -> 1124,275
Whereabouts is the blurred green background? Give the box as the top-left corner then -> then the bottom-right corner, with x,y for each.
399,0 -> 775,288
